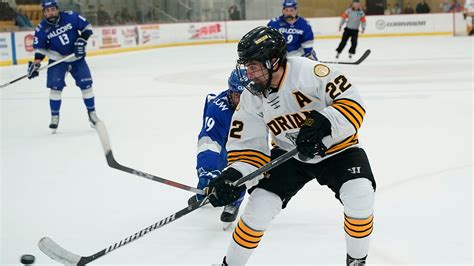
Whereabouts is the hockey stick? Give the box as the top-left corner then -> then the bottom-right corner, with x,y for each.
94,120 -> 205,195
38,197 -> 210,265
0,54 -> 76,88
319,49 -> 371,65
38,148 -> 299,265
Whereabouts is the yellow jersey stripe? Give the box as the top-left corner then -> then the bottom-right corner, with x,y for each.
326,134 -> 358,155
228,158 -> 265,168
332,104 -> 361,130
334,98 -> 366,116
333,102 -> 364,126
228,150 -> 270,161
227,154 -> 269,166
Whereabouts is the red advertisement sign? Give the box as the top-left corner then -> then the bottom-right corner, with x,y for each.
100,28 -> 120,49
190,23 -> 222,39
24,34 -> 34,52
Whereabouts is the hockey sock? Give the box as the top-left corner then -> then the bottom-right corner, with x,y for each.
49,89 -> 62,115
344,214 -> 374,259
81,88 -> 95,112
232,218 -> 264,249
339,178 -> 375,259
225,188 -> 282,265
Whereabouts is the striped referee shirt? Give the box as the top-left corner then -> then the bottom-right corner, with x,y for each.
340,8 -> 366,31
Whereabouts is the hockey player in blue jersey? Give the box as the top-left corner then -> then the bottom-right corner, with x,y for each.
27,0 -> 99,133
267,0 -> 317,60
188,69 -> 249,229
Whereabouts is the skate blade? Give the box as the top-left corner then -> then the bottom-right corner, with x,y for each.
222,222 -> 233,231
51,128 -> 57,134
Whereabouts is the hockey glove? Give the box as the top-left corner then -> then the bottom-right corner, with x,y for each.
192,170 -> 220,201
303,50 -> 318,61
295,110 -> 332,159
74,37 -> 87,58
27,61 -> 41,79
207,168 -> 245,207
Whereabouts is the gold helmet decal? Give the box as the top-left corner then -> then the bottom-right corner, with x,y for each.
254,34 -> 269,44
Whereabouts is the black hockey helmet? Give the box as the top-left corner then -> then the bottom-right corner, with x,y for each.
236,26 -> 287,96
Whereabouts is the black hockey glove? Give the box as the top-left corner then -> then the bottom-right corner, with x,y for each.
207,168 -> 245,207
295,110 -> 332,160
27,61 -> 40,79
74,37 -> 87,58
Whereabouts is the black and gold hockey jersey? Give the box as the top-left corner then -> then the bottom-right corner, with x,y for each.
226,57 -> 366,185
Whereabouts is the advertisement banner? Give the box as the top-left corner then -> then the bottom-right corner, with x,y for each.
14,31 -> 36,61
0,33 -> 12,63
370,15 -> 433,33
140,24 -> 161,45
120,26 -> 140,48
99,27 -> 121,49
3,13 -> 462,67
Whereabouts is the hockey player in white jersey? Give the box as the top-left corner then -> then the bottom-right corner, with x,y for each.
206,26 -> 376,265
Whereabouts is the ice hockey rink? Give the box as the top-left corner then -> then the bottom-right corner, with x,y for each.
1,35 -> 472,265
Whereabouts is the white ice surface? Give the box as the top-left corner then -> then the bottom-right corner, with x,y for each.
1,35 -> 473,265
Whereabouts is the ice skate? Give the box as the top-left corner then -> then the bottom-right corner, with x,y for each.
346,254 -> 366,266
49,115 -> 59,134
88,110 -> 99,128
221,203 -> 240,230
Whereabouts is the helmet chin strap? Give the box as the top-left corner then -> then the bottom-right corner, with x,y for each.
261,58 -> 282,97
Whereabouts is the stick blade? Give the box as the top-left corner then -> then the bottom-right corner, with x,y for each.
355,49 -> 371,64
38,237 -> 82,265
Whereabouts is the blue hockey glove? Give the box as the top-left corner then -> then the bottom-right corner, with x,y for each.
27,61 -> 41,79
207,168 -> 245,207
197,170 -> 220,190
74,37 -> 87,58
303,50 -> 318,61
295,110 -> 331,159
187,170 -> 220,204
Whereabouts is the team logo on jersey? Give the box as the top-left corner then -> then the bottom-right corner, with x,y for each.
267,111 -> 311,136
278,28 -> 304,35
285,132 -> 298,145
213,98 -> 229,111
47,23 -> 73,39
314,64 -> 330,77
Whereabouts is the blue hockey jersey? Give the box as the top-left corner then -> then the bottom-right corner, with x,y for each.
34,11 -> 92,62
267,15 -> 314,57
196,90 -> 235,178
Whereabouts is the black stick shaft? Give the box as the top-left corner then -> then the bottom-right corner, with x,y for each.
106,151 -> 205,194
76,148 -> 298,264
319,49 -> 371,65
79,198 -> 209,264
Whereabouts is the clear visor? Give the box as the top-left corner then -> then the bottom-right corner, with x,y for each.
236,58 -> 279,97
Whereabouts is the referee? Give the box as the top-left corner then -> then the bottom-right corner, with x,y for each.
336,1 -> 366,59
